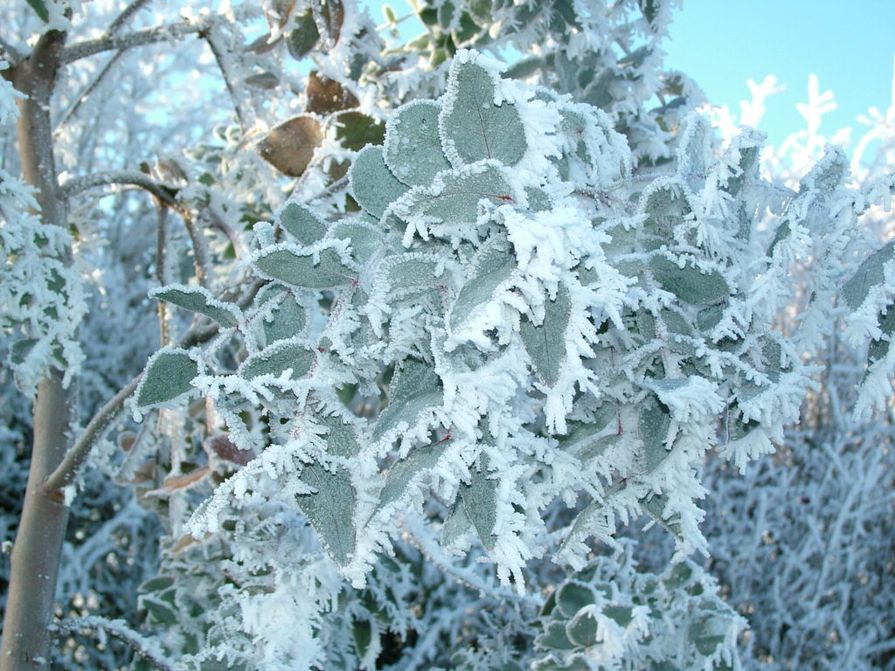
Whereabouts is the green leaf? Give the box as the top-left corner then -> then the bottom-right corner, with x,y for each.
136,348 -> 198,408
449,239 -> 515,330
317,415 -> 360,459
459,461 -> 497,550
441,499 -> 473,546
375,253 -> 444,302
650,256 -> 729,306
9,338 -> 37,365
254,245 -> 357,288
372,359 -> 443,440
376,440 -> 448,512
353,619 -> 373,658
565,609 -> 599,647
843,240 -> 895,310
279,202 -> 327,245
334,111 -> 386,151
330,219 -> 384,265
556,581 -> 596,618
239,341 -> 314,380
604,605 -> 633,627
440,58 -> 527,166
25,0 -> 49,22
521,283 -> 572,386
639,396 -> 671,472
296,463 -> 356,565
349,146 -> 409,220
384,100 -> 452,186
287,11 -> 320,59
150,285 -> 240,327
262,290 -> 307,344
535,621 -> 577,651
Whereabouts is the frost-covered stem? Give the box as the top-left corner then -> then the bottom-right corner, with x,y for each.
181,209 -> 210,286
54,616 -> 175,671
60,19 -> 209,64
62,170 -> 177,205
107,0 -> 153,35
56,51 -> 125,130
203,22 -> 252,132
0,30 -> 72,671
156,206 -> 171,344
44,377 -> 141,493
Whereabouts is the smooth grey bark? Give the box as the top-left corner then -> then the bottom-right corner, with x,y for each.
0,30 -> 72,671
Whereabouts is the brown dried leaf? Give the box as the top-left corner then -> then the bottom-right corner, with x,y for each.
305,71 -> 359,115
315,0 -> 345,46
161,466 -> 210,493
205,434 -> 253,466
258,116 -> 323,177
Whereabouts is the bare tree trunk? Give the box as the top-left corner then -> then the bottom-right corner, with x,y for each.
0,30 -> 72,671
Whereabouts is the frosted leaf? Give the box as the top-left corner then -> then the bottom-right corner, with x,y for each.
448,239 -> 515,330
650,256 -> 729,306
566,610 -> 599,647
239,340 -> 314,380
556,581 -> 597,618
253,245 -> 357,288
868,304 -> 895,364
295,463 -> 356,565
521,283 -> 572,386
842,240 -> 895,310
381,254 -> 443,298
321,414 -> 361,458
441,499 -> 473,546
639,396 -> 671,472
440,56 -> 527,167
349,146 -> 408,219
279,202 -> 327,245
150,285 -> 241,327
383,100 -> 452,186
262,291 -> 307,344
135,348 -> 198,409
535,621 -> 577,651
459,462 -> 497,550
390,161 -> 516,242
524,187 -> 552,212
372,359 -> 443,441
329,219 -> 384,265
375,440 -> 448,512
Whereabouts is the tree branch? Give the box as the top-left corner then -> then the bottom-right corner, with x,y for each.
108,0 -> 154,35
54,616 -> 175,671
56,51 -> 125,130
60,20 -> 208,64
61,170 -> 178,205
203,22 -> 252,132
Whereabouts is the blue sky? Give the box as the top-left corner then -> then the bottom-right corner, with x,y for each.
663,1 -> 895,146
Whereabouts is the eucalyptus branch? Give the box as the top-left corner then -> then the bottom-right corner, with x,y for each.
60,20 -> 209,64
54,616 -> 175,671
108,0 -> 154,35
203,22 -> 252,132
56,51 -> 125,131
61,170 -> 177,205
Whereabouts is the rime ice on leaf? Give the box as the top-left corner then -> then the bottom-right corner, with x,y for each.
330,219 -> 384,265
384,100 -> 452,186
390,160 -> 516,242
459,461 -> 498,550
239,340 -> 314,380
440,53 -> 527,167
150,285 -> 241,327
375,440 -> 448,513
448,238 -> 515,330
372,359 -> 443,441
649,255 -> 729,306
262,290 -> 307,344
842,240 -> 895,310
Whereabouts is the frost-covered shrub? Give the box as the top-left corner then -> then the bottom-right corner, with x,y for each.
123,43 -> 895,668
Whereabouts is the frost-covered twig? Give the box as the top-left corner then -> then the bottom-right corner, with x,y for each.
61,20 -> 209,64
107,0 -> 154,35
54,616 -> 175,671
203,22 -> 252,132
61,170 -> 178,205
0,35 -> 21,64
